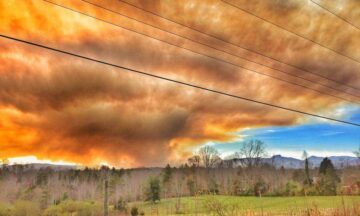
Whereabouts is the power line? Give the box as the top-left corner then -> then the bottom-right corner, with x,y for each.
78,0 -> 360,102
116,0 -> 360,92
42,0 -> 360,105
1,34 -> 359,127
310,0 -> 360,31
221,0 -> 360,67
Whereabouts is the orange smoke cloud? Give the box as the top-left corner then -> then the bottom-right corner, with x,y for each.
0,0 -> 358,167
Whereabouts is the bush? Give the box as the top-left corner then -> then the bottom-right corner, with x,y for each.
44,200 -> 102,216
254,179 -> 268,196
208,178 -> 219,194
285,181 -> 300,196
131,206 -> 139,216
114,197 -> 127,212
316,173 -> 340,195
204,196 -> 238,216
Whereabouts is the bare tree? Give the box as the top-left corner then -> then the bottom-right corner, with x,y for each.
187,155 -> 201,167
173,170 -> 186,214
198,146 -> 222,168
235,140 -> 267,168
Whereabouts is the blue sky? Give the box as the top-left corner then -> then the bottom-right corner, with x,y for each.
211,106 -> 360,159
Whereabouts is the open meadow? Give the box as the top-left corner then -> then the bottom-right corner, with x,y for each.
130,195 -> 360,216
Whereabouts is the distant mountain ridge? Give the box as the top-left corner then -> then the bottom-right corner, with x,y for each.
231,155 -> 360,169
3,155 -> 360,170
6,163 -> 77,170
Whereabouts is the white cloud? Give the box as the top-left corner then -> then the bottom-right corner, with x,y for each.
303,104 -> 359,125
321,131 -> 345,136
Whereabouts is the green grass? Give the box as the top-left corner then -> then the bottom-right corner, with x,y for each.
130,195 -> 360,215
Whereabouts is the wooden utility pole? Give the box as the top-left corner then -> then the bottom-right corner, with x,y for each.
104,179 -> 109,216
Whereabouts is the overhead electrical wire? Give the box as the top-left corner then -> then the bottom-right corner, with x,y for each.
1,34 -> 359,126
310,0 -> 360,31
42,0 -> 359,105
78,0 -> 360,102
116,0 -> 360,92
221,0 -> 360,67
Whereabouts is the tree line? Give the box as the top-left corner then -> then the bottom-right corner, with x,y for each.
0,140 -> 359,215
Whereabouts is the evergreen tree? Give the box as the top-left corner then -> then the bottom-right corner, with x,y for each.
317,158 -> 340,195
144,176 -> 161,203
302,151 -> 312,185
319,157 -> 335,175
162,164 -> 172,184
162,164 -> 172,199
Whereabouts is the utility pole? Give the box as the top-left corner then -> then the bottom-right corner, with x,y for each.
104,179 -> 109,216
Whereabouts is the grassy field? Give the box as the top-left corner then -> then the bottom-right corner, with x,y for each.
130,195 -> 360,215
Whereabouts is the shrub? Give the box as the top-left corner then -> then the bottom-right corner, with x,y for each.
285,180 -> 300,196
114,197 -> 127,212
254,179 -> 268,196
44,200 -> 102,216
204,196 -> 238,216
208,178 -> 219,194
131,206 -> 139,216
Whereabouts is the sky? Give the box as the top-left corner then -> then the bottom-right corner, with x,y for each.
0,0 -> 359,167
211,105 -> 360,159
